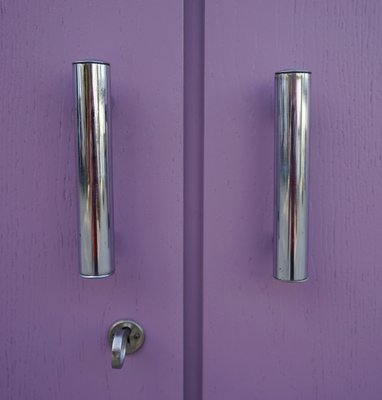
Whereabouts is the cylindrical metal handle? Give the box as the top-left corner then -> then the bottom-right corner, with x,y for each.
73,61 -> 114,278
274,70 -> 311,282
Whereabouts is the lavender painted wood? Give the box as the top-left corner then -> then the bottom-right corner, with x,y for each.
0,1 -> 183,399
204,1 -> 382,399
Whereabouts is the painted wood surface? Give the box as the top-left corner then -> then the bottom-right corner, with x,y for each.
204,1 -> 382,399
0,1 -> 183,399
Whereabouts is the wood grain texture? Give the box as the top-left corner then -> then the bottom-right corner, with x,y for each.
0,1 -> 183,399
204,1 -> 382,399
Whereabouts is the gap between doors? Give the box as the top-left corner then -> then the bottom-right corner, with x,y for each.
183,1 -> 204,399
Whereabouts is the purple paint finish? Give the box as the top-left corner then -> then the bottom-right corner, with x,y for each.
0,1 -> 183,399
204,1 -> 382,400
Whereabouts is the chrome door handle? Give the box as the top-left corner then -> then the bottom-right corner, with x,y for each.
274,70 -> 311,282
108,320 -> 145,369
73,60 -> 115,278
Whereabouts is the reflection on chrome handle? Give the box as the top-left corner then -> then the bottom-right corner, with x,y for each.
73,61 -> 115,278
274,70 -> 311,282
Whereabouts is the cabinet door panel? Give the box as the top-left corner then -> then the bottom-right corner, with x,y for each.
204,1 -> 382,399
0,2 -> 183,399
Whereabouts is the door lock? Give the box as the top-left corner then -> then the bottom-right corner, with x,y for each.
108,320 -> 145,369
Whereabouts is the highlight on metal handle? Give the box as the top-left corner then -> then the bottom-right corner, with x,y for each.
274,70 -> 311,282
73,60 -> 114,278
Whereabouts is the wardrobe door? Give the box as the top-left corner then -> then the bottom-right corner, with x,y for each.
0,1 -> 183,399
204,1 -> 382,399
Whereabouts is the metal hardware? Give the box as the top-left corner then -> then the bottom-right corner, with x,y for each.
274,70 -> 311,282
73,60 -> 115,278
108,320 -> 145,369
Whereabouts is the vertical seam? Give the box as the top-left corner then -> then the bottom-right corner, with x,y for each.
183,0 -> 204,399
